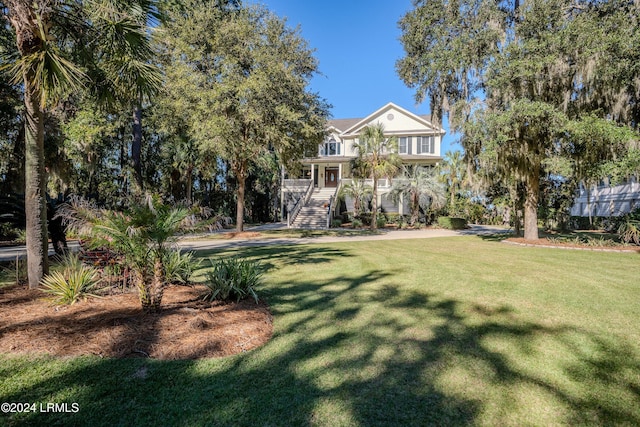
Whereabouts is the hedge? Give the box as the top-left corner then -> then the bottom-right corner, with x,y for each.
437,216 -> 468,230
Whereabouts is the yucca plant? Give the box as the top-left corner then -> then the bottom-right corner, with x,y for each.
41,265 -> 99,305
203,258 -> 262,303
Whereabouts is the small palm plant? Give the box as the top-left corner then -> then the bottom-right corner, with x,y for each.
62,195 -> 189,312
339,179 -> 372,217
389,166 -> 446,226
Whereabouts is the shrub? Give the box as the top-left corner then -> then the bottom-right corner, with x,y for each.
331,219 -> 342,228
437,216 -> 468,230
618,220 -> 640,245
357,212 -> 372,226
41,255 -> 100,305
351,218 -> 363,228
164,250 -> 202,284
202,258 -> 262,303
376,216 -> 387,228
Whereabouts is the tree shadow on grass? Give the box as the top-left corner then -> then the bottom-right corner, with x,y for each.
2,267 -> 640,426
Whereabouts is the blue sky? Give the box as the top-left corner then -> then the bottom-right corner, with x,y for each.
250,0 -> 458,154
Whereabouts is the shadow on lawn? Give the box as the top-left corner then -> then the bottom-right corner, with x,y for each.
2,254 -> 640,426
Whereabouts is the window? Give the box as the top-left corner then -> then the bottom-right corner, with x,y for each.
417,136 -> 435,154
320,139 -> 341,156
398,137 -> 408,154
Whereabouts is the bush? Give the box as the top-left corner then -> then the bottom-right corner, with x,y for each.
376,216 -> 387,228
618,220 -> 640,245
351,218 -> 363,228
437,216 -> 468,230
164,250 -> 202,284
41,253 -> 100,305
203,258 -> 262,303
331,219 -> 342,228
356,212 -> 372,226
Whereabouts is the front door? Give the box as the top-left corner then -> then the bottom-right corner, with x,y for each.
325,168 -> 339,188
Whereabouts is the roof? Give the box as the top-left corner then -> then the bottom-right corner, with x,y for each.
328,103 -> 441,135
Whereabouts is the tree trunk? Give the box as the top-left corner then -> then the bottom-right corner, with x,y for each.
24,75 -> 48,289
131,104 -> 144,192
371,177 -> 378,229
235,162 -> 247,232
524,166 -> 540,240
151,256 -> 164,312
186,166 -> 193,204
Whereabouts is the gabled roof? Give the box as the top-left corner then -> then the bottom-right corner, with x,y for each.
327,103 -> 444,137
327,118 -> 361,132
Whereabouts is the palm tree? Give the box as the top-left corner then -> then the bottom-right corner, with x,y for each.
63,195 -> 188,312
438,150 -> 467,212
354,123 -> 401,229
389,166 -> 446,225
339,179 -> 372,217
2,1 -> 161,288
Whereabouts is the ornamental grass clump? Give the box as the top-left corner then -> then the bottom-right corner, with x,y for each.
203,258 -> 262,303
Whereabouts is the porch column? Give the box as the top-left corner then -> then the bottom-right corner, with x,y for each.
338,163 -> 343,181
311,163 -> 315,187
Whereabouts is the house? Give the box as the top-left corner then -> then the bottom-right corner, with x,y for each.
282,102 -> 446,228
570,177 -> 640,218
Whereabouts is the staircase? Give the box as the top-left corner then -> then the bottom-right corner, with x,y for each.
291,187 -> 335,229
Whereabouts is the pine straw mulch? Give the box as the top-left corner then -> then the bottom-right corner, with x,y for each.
504,237 -> 640,252
0,284 -> 273,360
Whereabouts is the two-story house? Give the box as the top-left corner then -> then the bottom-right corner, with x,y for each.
282,102 -> 446,228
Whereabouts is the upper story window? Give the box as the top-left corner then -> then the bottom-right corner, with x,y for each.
320,139 -> 341,156
416,136 -> 435,154
398,136 -> 413,154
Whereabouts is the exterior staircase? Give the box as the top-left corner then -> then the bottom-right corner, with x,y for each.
291,187 -> 335,229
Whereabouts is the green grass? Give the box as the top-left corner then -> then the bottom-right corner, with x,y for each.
1,236 -> 639,426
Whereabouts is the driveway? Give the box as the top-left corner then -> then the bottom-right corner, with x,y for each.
0,225 -> 510,262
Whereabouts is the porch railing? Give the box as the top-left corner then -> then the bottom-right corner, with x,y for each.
287,179 -> 314,228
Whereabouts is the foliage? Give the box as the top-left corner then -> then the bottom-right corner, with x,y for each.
353,123 -> 401,229
351,218 -> 363,228
618,220 -> 640,246
40,253 -> 99,305
376,216 -> 387,229
398,0 -> 640,241
202,257 -> 262,303
164,250 -> 202,284
0,258 -> 28,286
437,216 -> 468,230
161,3 -> 329,231
62,195 -> 189,311
388,166 -> 446,225
331,219 -> 342,228
338,180 -> 372,217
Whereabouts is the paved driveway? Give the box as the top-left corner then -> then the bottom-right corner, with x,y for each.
0,225 -> 510,262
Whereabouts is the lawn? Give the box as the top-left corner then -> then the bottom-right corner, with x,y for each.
1,236 -> 639,426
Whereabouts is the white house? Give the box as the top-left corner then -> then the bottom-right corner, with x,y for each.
570,177 -> 640,217
282,102 -> 446,227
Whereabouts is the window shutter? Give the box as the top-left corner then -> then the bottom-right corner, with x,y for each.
429,137 -> 434,154
416,137 -> 422,154
408,137 -> 412,155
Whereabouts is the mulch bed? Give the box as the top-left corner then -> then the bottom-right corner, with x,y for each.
504,237 -> 640,252
0,284 -> 273,360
